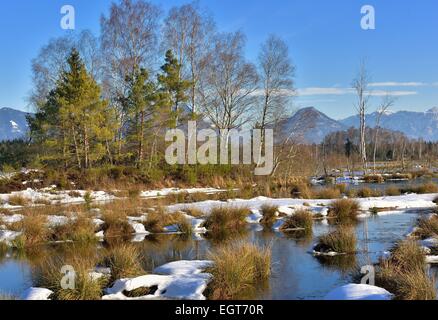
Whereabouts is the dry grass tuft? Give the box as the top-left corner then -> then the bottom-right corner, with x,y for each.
207,242 -> 271,300
315,226 -> 356,254
328,199 -> 360,222
376,240 -> 436,300
260,205 -> 278,225
281,210 -> 313,232
104,244 -> 145,282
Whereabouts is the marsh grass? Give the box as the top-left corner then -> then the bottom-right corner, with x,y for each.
403,182 -> 438,194
13,215 -> 49,247
260,205 -> 278,226
7,195 -> 29,206
328,199 -> 360,222
143,209 -> 188,233
314,188 -> 341,199
183,207 -> 204,218
203,207 -> 249,235
356,187 -> 381,198
315,226 -> 356,254
413,215 -> 438,239
104,244 -> 145,282
281,210 -> 313,232
376,240 -> 436,300
290,183 -> 313,199
51,214 -> 97,243
207,242 -> 271,300
33,254 -> 107,300
102,210 -> 134,242
385,186 -> 402,196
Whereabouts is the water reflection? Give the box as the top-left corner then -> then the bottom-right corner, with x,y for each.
0,210 -> 436,299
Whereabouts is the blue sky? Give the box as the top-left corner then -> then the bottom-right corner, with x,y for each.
0,0 -> 437,119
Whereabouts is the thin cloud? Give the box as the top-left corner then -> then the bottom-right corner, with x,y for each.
369,82 -> 425,87
296,87 -> 417,97
297,87 -> 354,96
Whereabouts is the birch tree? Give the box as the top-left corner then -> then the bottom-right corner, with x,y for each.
162,2 -> 215,117
200,32 -> 259,130
352,62 -> 370,172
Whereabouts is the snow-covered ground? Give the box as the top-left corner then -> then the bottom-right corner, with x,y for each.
0,187 -> 232,209
167,193 -> 438,215
324,284 -> 393,300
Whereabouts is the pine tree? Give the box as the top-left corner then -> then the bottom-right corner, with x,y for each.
157,50 -> 192,127
123,66 -> 157,167
30,49 -> 113,169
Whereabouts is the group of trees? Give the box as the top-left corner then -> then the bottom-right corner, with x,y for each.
27,0 -> 296,176
321,127 -> 438,173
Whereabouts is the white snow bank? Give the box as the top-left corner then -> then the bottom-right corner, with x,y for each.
324,284 -> 393,300
103,260 -> 212,300
426,256 -> 438,264
0,230 -> 22,244
128,220 -> 150,235
103,273 -> 211,300
0,188 -> 116,208
0,214 -> 24,224
153,260 -> 213,276
20,287 -> 53,300
140,188 -> 230,199
168,193 -> 438,216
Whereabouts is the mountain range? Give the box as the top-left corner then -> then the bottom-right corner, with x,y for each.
280,107 -> 438,144
1,106 -> 438,143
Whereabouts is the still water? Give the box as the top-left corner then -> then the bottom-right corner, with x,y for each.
1,210 -> 434,299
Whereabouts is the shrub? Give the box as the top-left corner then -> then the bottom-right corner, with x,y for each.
207,242 -> 271,300
83,191 -> 93,210
328,199 -> 360,221
281,210 -> 313,232
315,226 -> 356,254
260,205 -> 278,225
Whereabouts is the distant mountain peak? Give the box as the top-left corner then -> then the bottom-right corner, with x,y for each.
279,107 -> 346,144
0,107 -> 30,141
426,107 -> 438,114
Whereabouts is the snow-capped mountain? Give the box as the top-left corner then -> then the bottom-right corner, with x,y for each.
340,107 -> 438,141
278,107 -> 347,144
0,107 -> 31,141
